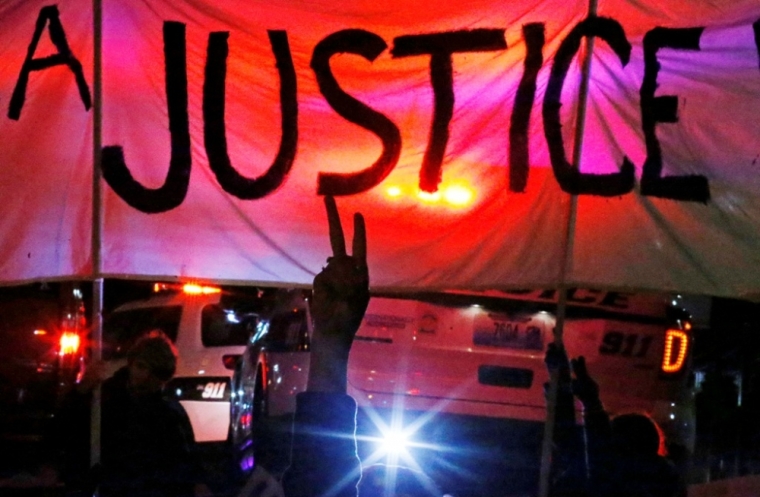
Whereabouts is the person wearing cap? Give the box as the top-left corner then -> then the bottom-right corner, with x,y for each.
56,330 -> 211,497
95,331 -> 202,497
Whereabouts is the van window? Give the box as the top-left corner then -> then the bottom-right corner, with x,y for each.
262,309 -> 308,352
103,306 -> 182,360
201,304 -> 258,347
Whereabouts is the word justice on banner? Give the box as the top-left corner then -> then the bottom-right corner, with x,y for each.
7,6 -> 760,213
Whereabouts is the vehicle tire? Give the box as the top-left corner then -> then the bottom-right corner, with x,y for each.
230,366 -> 267,478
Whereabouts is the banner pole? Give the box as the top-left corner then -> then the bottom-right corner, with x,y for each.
537,0 -> 598,495
90,0 -> 104,468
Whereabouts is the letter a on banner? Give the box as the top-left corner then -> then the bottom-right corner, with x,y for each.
8,5 -> 91,120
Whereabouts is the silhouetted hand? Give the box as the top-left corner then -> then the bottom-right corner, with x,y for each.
544,342 -> 574,402
310,196 -> 370,347
570,356 -> 601,408
545,342 -> 570,373
307,196 -> 370,393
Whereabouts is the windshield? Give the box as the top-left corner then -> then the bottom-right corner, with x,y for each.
103,306 -> 182,360
201,304 -> 259,347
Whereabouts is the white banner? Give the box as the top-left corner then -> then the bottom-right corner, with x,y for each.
1,0 -> 759,298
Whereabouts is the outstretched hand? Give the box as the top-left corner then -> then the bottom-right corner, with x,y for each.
545,342 -> 570,373
307,196 -> 370,393
570,356 -> 601,408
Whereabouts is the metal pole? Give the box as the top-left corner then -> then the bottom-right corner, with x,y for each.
537,1 -> 597,495
90,0 -> 104,467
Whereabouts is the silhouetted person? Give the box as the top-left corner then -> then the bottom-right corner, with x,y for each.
544,343 -> 588,497
570,355 -> 685,497
273,196 -> 442,497
57,331 -> 210,497
695,368 -> 740,479
359,464 -> 441,497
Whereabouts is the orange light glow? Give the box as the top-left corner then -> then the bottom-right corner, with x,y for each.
417,190 -> 441,202
59,332 -> 80,356
155,282 -> 222,295
386,185 -> 402,198
661,329 -> 688,373
684,322 -> 692,331
183,283 -> 222,295
33,329 -> 47,336
443,184 -> 475,206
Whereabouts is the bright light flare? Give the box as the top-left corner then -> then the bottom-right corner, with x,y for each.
384,179 -> 476,208
417,190 -> 441,202
386,185 -> 402,198
358,406 -> 439,471
443,184 -> 474,206
59,332 -> 80,356
380,429 -> 409,454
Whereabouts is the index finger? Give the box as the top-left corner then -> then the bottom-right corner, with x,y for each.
352,212 -> 366,263
324,195 -> 346,257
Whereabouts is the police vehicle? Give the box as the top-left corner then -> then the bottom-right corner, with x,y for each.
103,283 -> 276,444
230,288 -> 694,494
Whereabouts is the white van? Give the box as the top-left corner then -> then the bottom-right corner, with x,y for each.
349,289 -> 694,443
103,283 -> 273,443
231,288 -> 694,493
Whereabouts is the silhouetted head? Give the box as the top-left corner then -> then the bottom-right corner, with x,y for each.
610,413 -> 664,456
359,464 -> 441,497
126,330 -> 178,395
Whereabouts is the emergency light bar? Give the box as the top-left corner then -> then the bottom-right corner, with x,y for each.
154,282 -> 222,295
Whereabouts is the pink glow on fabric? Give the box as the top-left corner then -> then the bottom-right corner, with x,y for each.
0,0 -> 760,299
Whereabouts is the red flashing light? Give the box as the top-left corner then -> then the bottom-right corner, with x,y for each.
222,354 -> 240,370
59,332 -> 81,356
661,329 -> 688,373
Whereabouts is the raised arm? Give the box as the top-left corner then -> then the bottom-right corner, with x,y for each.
306,195 -> 370,393
570,356 -> 611,492
545,343 -> 586,495
282,196 -> 369,497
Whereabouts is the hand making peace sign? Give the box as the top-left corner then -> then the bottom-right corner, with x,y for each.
309,196 -> 370,353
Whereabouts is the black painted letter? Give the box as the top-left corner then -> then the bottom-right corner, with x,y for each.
543,17 -> 634,196
311,30 -> 401,196
392,30 -> 507,192
8,5 -> 91,120
640,27 -> 709,202
204,31 -> 297,199
101,21 -> 191,214
509,24 -> 544,193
